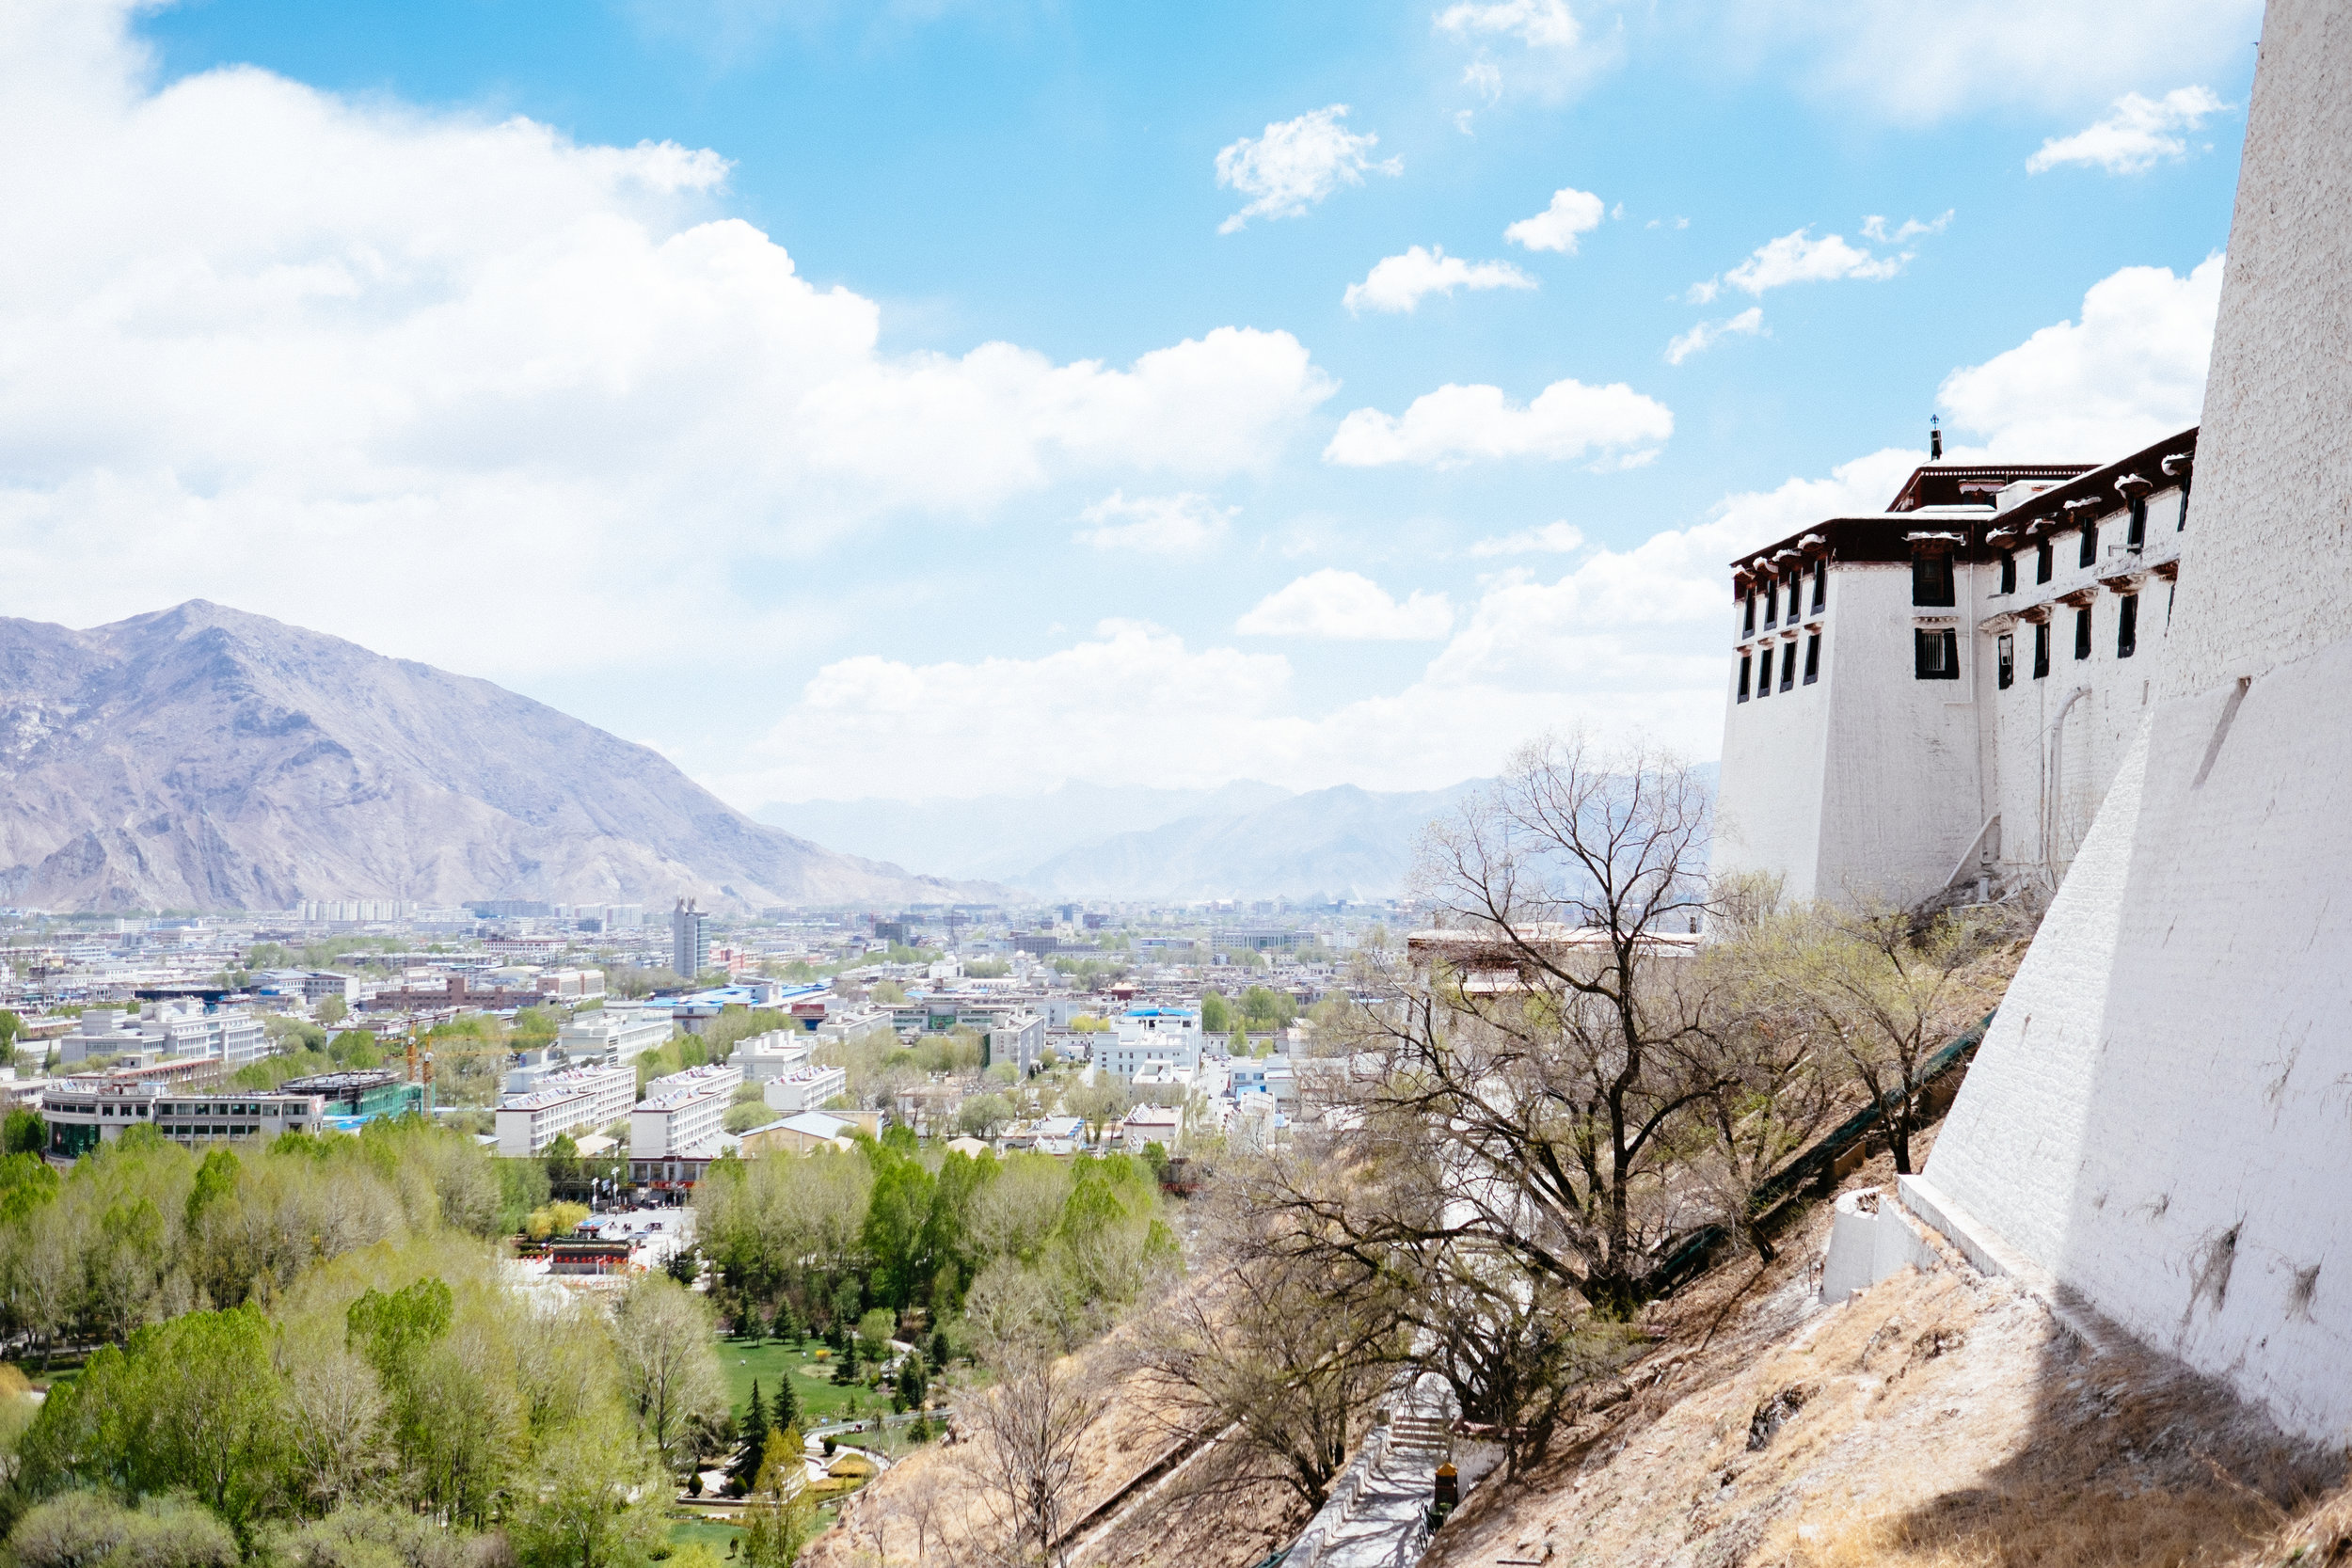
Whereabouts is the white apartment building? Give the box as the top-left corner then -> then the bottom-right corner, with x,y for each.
984,1011 -> 1045,1076
42,1079 -> 338,1158
59,1001 -> 267,1068
762,1062 -> 848,1114
535,968 -> 606,999
557,1007 -> 674,1064
1714,427 -> 2196,905
629,1062 -> 742,1161
1094,1007 -> 1201,1080
495,1061 -> 637,1156
732,1029 -> 813,1083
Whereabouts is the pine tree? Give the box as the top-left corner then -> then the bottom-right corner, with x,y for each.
771,1365 -> 799,1433
729,1382 -> 768,1492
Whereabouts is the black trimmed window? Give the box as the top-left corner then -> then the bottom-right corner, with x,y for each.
1803,632 -> 1820,685
2074,604 -> 2092,660
2036,540 -> 2054,583
1811,560 -> 1826,612
1755,648 -> 1771,698
2127,496 -> 2147,548
1914,627 -> 1961,680
2178,479 -> 2190,530
1997,633 -> 2014,689
1779,642 -> 1798,692
1737,654 -> 1752,702
1999,552 -> 2016,594
1763,578 -> 1777,627
1911,549 -> 1956,607
1741,589 -> 1756,637
1786,568 -> 1803,620
2079,523 -> 2098,568
2033,620 -> 2051,678
2118,594 -> 2138,658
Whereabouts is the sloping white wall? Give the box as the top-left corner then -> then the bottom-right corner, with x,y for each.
1922,0 -> 2352,1443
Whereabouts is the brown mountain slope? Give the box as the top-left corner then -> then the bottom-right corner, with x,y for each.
0,601 -> 980,912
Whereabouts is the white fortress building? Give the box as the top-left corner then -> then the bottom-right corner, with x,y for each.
1813,0 -> 2352,1447
1714,429 -> 2196,905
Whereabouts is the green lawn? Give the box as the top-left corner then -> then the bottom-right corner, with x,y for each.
663,1515 -> 741,1556
713,1336 -> 884,1430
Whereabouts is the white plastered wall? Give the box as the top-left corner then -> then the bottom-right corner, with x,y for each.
1921,0 -> 2352,1443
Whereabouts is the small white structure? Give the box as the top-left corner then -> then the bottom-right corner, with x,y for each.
558,1007 -> 673,1063
732,1029 -> 812,1082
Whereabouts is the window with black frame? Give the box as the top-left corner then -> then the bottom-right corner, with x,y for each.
1911,548 -> 1956,607
1779,642 -> 1798,691
2074,604 -> 2093,659
1803,633 -> 1820,685
1810,560 -> 1826,612
2118,594 -> 2138,658
1914,627 -> 1961,680
1999,552 -> 2016,594
1737,654 -> 1752,702
1997,633 -> 2014,689
2033,620 -> 2051,678
2037,540 -> 2054,583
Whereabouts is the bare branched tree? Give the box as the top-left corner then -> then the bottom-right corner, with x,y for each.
1261,732 -> 1731,1317
957,1340 -> 1106,1568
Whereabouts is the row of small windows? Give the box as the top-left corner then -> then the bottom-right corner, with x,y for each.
1990,596 -> 2142,688
1740,561 -> 1826,637
1735,634 -> 1820,702
1919,483 -> 2189,608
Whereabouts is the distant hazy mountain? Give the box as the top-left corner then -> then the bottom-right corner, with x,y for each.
1013,781 -> 1494,901
0,601 -> 985,912
758,780 -> 1295,882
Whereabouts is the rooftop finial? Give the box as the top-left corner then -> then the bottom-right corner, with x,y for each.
1930,415 -> 1943,461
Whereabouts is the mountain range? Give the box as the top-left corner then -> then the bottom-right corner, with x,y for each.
0,602 -> 982,913
763,779 -> 1494,901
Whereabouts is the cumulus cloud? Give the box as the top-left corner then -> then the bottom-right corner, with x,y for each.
1665,307 -> 1765,365
1690,227 -> 1917,303
1237,570 -> 1455,641
1436,0 -> 1582,48
1343,245 -> 1536,314
1469,521 -> 1585,557
1504,187 -> 1606,254
1325,378 -> 1673,468
1938,255 -> 2223,457
0,0 -> 1336,682
1717,0 -> 2261,127
1073,491 -> 1235,555
731,258 -> 2230,802
2027,87 -> 2230,175
1215,105 -> 1401,233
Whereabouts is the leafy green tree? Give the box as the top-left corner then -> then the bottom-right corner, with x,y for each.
509,1423 -> 665,1568
859,1148 -> 938,1312
955,1092 -> 1012,1139
2,1108 -> 44,1157
8,1493 -> 237,1568
730,1382 -> 768,1492
316,995 -> 349,1027
737,1433 -> 813,1568
612,1275 -> 727,1474
1199,990 -> 1232,1034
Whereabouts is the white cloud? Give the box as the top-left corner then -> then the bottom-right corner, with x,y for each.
1436,0 -> 1582,48
0,0 -> 1337,683
731,260 -> 2233,801
1938,255 -> 2223,457
2027,87 -> 2230,175
1343,245 -> 1536,314
1073,491 -> 1235,556
1326,378 -> 1673,468
1237,570 -> 1455,641
1718,0 -> 2262,127
1436,0 -> 1619,102
1215,104 -> 1401,234
1665,307 -> 1765,365
1691,227 -> 1914,303
1504,186 -> 1606,254
1469,521 -> 1585,557
1861,210 -> 1953,244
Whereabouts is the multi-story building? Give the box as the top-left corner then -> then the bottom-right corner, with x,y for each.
672,897 -> 710,978
1093,1007 -> 1202,1080
629,1061 -> 741,1164
733,1028 -> 813,1082
495,1061 -> 637,1156
984,1011 -> 1045,1076
557,1007 -> 674,1064
42,1079 -> 335,1156
58,998 -> 267,1068
1713,427 -> 2196,905
761,1062 -> 848,1115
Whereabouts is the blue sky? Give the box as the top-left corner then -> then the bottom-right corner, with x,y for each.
0,0 -> 2257,805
